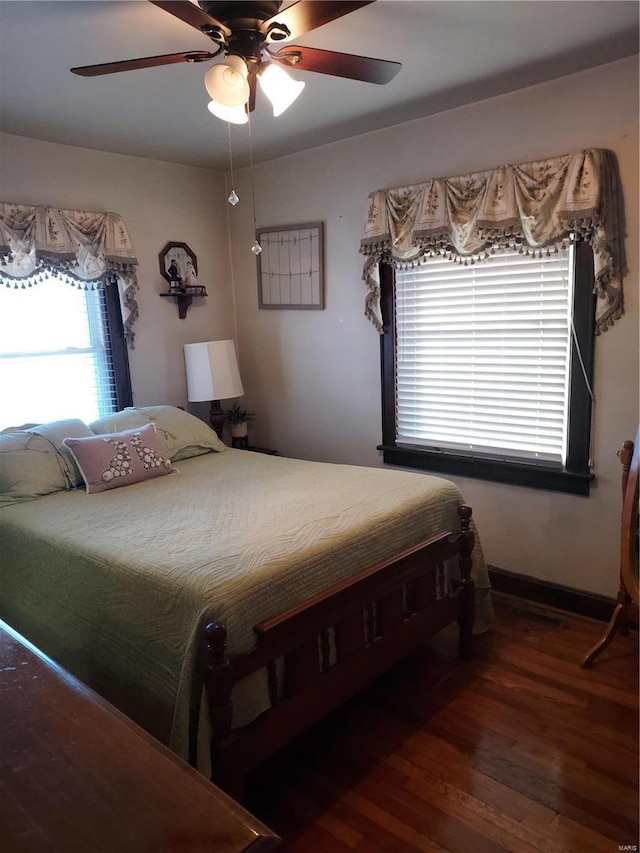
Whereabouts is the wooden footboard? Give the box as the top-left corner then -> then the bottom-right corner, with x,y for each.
203,505 -> 475,800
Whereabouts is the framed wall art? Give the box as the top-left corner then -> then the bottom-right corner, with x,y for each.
159,241 -> 198,291
256,222 -> 324,310
158,241 -> 207,318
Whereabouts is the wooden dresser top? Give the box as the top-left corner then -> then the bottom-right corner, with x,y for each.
0,619 -> 280,853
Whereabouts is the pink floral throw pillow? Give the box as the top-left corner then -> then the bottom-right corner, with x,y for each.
63,423 -> 177,494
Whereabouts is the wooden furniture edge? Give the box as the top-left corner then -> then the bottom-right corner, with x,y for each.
1,619 -> 281,852
582,428 -> 640,667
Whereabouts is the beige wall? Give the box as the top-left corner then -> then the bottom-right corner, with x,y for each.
228,56 -> 639,597
0,133 -> 235,409
1,58 -> 637,598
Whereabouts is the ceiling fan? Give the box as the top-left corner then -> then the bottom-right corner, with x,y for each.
70,1 -> 402,122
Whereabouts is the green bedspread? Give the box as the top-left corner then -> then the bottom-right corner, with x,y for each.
0,450 -> 491,763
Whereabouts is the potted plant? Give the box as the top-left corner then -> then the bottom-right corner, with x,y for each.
224,402 -> 255,439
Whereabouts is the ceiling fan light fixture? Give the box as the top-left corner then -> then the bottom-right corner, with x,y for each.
258,62 -> 305,117
207,100 -> 249,125
204,55 -> 250,108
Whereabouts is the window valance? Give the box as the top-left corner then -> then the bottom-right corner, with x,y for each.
0,202 -> 139,347
360,148 -> 625,336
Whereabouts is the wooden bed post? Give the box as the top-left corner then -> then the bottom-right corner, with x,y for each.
204,622 -> 243,800
457,505 -> 475,660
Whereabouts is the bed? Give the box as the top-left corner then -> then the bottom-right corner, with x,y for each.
0,406 -> 492,798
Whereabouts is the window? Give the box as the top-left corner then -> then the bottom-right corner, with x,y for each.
0,276 -> 132,429
379,242 -> 596,495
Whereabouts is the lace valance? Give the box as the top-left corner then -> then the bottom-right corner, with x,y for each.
360,148 -> 625,335
0,202 -> 139,347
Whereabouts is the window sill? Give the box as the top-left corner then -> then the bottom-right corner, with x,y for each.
378,444 -> 593,495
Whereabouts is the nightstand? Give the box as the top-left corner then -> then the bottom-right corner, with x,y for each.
231,438 -> 277,455
239,444 -> 278,456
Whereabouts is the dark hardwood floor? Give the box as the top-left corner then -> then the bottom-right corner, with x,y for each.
246,594 -> 639,852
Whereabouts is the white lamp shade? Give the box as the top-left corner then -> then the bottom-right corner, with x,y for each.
207,99 -> 248,124
204,55 -> 250,108
184,340 -> 244,402
258,63 -> 305,117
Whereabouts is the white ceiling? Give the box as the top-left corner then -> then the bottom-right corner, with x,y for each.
0,1 -> 638,171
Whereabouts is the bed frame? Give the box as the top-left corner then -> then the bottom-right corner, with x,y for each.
202,504 -> 475,800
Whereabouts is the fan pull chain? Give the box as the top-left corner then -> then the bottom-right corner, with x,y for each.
247,112 -> 262,255
227,122 -> 239,206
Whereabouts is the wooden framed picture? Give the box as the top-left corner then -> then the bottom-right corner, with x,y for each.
159,241 -> 198,291
256,222 -> 324,310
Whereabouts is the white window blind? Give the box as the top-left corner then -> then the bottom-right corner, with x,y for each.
395,246 -> 575,464
0,275 -> 117,429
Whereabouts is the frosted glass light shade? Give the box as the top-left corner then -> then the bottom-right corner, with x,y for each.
204,55 -> 250,107
184,340 -> 244,402
258,63 -> 305,117
207,100 -> 248,124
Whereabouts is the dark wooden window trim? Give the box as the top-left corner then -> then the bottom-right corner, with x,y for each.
379,242 -> 596,496
102,282 -> 133,410
565,241 -> 596,472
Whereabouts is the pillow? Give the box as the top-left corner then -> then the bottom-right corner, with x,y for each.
87,410 -> 150,435
64,423 -> 178,494
28,418 -> 94,487
90,405 -> 226,461
0,423 -> 39,433
0,432 -> 70,508
138,406 -> 227,460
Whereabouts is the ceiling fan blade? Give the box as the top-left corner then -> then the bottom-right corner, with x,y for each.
248,69 -> 257,113
149,1 -> 231,39
273,45 -> 401,84
71,51 -> 217,77
262,1 -> 374,41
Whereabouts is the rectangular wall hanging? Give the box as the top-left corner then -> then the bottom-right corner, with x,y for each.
257,222 -> 324,309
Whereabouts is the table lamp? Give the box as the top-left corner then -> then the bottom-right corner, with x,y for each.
183,340 -> 244,439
